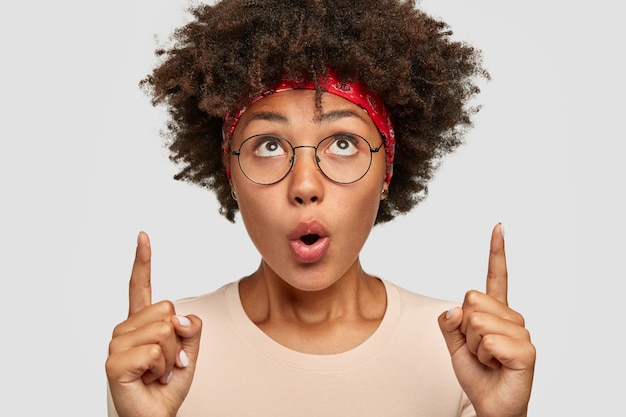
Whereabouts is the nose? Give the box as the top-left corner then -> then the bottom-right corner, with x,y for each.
288,146 -> 324,205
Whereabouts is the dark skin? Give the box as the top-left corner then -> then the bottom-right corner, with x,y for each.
109,93 -> 534,414
106,232 -> 202,417
106,224 -> 534,417
107,2 -> 534,415
439,224 -> 535,417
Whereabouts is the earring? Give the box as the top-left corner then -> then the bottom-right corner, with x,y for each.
231,188 -> 238,201
380,188 -> 388,200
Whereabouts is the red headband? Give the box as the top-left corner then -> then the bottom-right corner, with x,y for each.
223,70 -> 395,183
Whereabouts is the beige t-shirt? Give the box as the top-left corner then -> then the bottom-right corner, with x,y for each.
108,279 -> 475,416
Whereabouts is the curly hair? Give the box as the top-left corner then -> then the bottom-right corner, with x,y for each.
140,0 -> 489,224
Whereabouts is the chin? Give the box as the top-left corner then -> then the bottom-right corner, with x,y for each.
262,255 -> 353,293
280,270 -> 341,293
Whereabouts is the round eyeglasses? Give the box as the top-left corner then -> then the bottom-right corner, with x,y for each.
230,133 -> 384,185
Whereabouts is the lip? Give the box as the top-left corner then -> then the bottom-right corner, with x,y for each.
287,220 -> 330,263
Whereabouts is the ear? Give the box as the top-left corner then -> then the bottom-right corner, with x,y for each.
380,182 -> 390,200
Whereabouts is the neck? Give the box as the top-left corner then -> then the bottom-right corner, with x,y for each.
238,258 -> 387,354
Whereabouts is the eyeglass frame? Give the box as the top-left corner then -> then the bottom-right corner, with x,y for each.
229,133 -> 386,185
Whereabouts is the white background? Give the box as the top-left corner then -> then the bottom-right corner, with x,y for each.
1,1 -> 623,415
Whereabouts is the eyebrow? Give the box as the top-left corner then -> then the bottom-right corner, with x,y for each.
319,110 -> 367,124
317,109 -> 369,124
240,111 -> 289,131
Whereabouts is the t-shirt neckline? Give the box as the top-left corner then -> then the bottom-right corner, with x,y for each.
225,278 -> 401,371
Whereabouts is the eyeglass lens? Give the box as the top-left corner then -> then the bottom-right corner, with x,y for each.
234,134 -> 377,185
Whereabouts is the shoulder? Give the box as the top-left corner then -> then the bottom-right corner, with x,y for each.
384,279 -> 458,313
171,281 -> 238,324
382,279 -> 458,341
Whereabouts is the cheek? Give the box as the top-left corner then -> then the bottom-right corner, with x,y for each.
236,186 -> 270,221
235,184 -> 283,235
237,196 -> 279,255
334,184 -> 383,230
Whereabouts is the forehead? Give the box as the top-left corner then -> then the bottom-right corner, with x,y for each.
247,89 -> 359,113
237,89 -> 375,129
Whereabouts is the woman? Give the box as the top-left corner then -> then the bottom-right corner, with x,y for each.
106,1 -> 535,416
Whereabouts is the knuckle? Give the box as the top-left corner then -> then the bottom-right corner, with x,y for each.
525,342 -> 537,363
467,311 -> 484,329
463,290 -> 482,307
154,300 -> 176,316
155,320 -> 176,339
480,333 -> 497,351
104,355 -> 118,377
111,321 -> 130,338
108,337 -> 121,355
518,326 -> 532,343
505,308 -> 526,327
129,275 -> 150,289
146,344 -> 164,362
513,314 -> 526,328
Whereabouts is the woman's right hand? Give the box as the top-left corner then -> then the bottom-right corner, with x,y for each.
106,232 -> 203,417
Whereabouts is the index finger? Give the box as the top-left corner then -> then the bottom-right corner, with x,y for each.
128,231 -> 152,315
486,223 -> 508,305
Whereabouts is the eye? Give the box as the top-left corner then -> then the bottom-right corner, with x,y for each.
251,135 -> 288,158
324,134 -> 362,157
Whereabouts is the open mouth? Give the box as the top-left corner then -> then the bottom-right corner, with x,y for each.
288,223 -> 329,263
300,234 -> 320,245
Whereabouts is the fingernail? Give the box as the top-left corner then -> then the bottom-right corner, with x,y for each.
499,223 -> 505,239
165,370 -> 173,384
179,349 -> 189,368
175,315 -> 191,327
137,232 -> 141,246
446,307 -> 458,319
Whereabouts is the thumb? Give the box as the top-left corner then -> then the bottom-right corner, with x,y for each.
172,315 -> 203,367
438,307 -> 466,357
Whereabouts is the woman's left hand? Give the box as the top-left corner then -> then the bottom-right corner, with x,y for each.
438,224 -> 536,417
